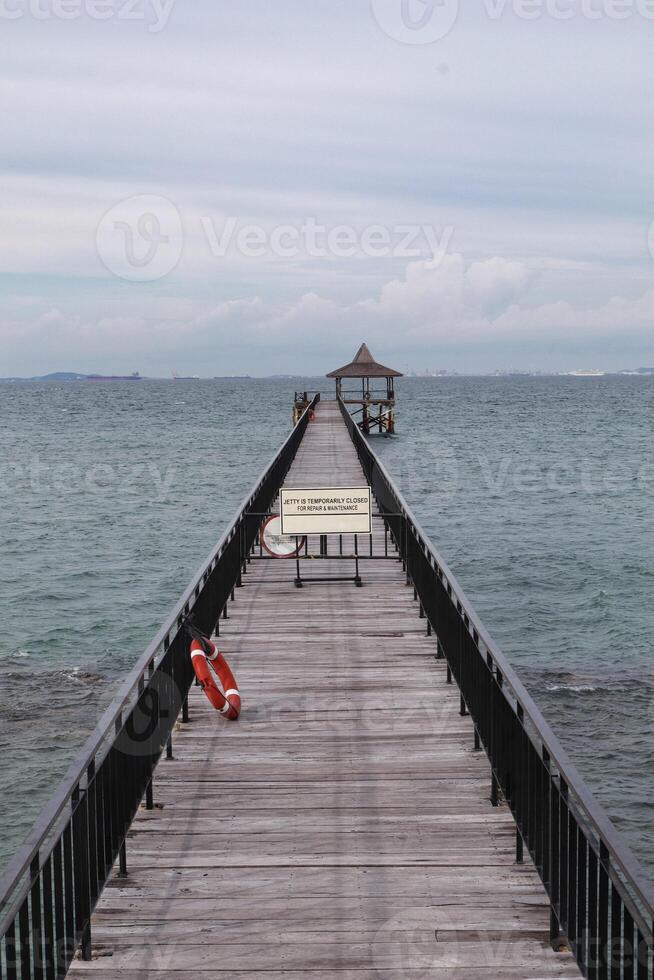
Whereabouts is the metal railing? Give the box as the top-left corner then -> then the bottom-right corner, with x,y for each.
293,389 -> 323,401
0,395 -> 319,980
339,396 -> 654,980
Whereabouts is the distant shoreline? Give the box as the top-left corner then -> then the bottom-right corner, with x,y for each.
2,372 -> 653,383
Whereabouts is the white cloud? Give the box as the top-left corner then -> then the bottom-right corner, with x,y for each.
494,289 -> 654,337
466,258 -> 532,315
2,249 -> 653,375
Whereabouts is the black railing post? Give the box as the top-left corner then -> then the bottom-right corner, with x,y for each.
551,907 -> 562,945
28,853 -> 43,980
71,785 -> 91,962
237,521 -> 244,587
404,522 -> 410,583
516,830 -> 524,865
43,852 -> 56,979
18,895 -> 30,980
577,829 -> 589,973
541,746 -> 552,891
487,653 -> 497,805
598,841 -> 611,980
587,843 -> 599,980
119,842 -> 127,877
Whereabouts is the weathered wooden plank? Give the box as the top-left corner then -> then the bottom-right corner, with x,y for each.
93,895 -> 554,919
71,967 -> 579,979
102,865 -> 553,901
71,939 -> 575,973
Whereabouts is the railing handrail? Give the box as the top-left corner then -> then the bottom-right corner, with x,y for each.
339,396 -> 654,925
0,397 -> 318,927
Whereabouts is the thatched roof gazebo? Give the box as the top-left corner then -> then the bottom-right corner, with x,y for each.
327,343 -> 402,435
326,343 -> 403,382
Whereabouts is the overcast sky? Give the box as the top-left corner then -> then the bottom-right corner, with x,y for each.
1,0 -> 653,375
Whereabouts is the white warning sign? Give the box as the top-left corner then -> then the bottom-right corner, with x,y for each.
280,487 -> 372,536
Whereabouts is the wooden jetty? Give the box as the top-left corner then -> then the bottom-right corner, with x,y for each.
68,402 -> 578,978
1,393 -> 652,980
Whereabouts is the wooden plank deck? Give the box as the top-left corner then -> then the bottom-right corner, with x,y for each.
70,401 -> 580,979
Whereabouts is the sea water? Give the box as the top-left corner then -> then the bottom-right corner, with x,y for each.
0,376 -> 652,875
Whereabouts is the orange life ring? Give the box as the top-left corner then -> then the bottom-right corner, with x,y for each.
190,638 -> 241,720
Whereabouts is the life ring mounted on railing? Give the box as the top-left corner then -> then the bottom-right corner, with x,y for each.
189,636 -> 241,720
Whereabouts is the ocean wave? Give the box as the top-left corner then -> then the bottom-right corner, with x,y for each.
520,666 -> 653,697
62,667 -> 105,684
545,683 -> 599,693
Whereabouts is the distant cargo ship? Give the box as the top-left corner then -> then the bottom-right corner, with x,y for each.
568,369 -> 605,377
86,372 -> 142,382
172,372 -> 200,380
